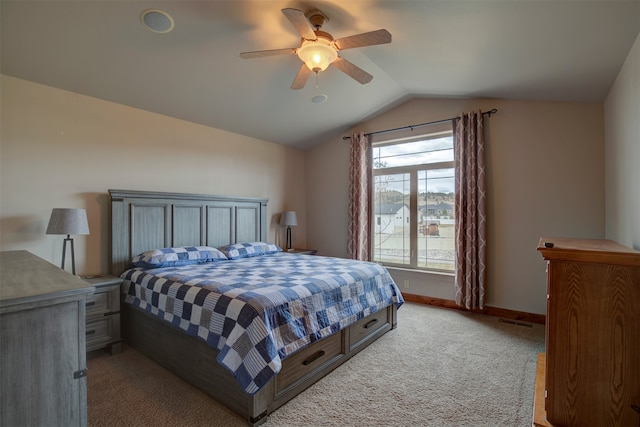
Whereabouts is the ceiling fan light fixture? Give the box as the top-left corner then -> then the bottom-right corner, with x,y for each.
240,8 -> 391,89
297,39 -> 337,72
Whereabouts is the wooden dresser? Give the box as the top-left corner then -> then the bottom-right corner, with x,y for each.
536,237 -> 640,426
0,250 -> 95,426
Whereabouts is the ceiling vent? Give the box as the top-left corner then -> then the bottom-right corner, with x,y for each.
140,9 -> 174,34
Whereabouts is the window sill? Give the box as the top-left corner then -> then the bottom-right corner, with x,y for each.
385,266 -> 454,278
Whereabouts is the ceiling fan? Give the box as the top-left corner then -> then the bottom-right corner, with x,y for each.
239,8 -> 391,90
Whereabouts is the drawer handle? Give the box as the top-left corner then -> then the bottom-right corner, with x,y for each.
364,319 -> 378,329
86,301 -> 96,307
302,350 -> 325,366
86,330 -> 96,336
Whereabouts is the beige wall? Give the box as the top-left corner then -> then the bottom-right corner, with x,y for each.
4,67 -> 630,316
0,75 -> 308,275
604,32 -> 640,250
306,97 -> 605,315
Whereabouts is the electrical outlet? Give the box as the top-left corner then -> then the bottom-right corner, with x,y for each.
403,279 -> 410,289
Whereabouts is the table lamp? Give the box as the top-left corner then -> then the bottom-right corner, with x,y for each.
46,208 -> 89,275
279,211 -> 297,250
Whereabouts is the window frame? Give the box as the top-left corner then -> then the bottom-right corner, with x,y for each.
370,129 -> 455,273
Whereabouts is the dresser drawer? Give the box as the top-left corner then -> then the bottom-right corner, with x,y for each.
349,307 -> 391,351
86,315 -> 120,352
86,285 -> 119,317
277,331 -> 344,393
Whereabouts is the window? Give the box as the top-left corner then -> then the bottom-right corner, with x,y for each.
371,126 -> 455,272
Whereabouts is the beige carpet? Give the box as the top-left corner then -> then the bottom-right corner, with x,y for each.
87,303 -> 545,426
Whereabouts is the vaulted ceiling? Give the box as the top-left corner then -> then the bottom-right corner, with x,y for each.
2,1 -> 638,149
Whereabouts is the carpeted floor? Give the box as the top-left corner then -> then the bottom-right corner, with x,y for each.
87,302 -> 545,426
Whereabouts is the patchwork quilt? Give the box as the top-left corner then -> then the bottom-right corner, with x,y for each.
121,252 -> 404,395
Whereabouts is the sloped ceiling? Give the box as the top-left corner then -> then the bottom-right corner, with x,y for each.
2,1 -> 639,149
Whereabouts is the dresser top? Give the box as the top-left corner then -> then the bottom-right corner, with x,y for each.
537,237 -> 640,266
0,250 -> 94,306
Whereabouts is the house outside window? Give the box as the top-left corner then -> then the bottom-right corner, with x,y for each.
371,126 -> 455,272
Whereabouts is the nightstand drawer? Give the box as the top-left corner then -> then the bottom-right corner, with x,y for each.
86,285 -> 119,317
86,315 -> 121,352
285,249 -> 317,255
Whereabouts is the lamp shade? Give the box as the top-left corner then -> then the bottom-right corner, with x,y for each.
280,211 -> 298,227
46,208 -> 89,235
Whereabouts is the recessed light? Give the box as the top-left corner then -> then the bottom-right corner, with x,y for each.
140,9 -> 174,34
311,94 -> 328,104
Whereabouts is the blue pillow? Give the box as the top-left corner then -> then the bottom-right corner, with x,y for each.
132,246 -> 228,268
218,242 -> 281,260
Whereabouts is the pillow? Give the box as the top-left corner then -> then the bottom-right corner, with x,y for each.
132,246 -> 228,268
218,242 -> 281,260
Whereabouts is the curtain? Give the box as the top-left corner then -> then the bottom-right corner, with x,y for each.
453,111 -> 487,310
347,132 -> 371,261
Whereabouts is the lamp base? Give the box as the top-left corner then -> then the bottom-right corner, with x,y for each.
61,235 -> 76,275
285,226 -> 292,250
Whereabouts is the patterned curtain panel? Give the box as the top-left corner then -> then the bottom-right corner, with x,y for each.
453,111 -> 487,310
347,132 -> 371,261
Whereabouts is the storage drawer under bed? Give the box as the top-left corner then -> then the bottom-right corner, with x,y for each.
276,331 -> 344,393
274,306 -> 393,395
349,306 -> 392,351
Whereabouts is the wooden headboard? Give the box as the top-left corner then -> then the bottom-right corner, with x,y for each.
109,189 -> 268,275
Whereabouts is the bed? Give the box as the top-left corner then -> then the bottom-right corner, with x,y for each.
110,189 -> 403,425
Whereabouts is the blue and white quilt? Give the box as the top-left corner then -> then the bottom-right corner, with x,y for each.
121,253 -> 404,395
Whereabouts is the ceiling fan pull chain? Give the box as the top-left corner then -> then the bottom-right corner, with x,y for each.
315,71 -> 319,88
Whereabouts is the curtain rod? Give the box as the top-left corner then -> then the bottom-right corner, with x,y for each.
341,108 -> 498,141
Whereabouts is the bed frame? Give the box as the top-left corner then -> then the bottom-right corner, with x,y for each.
109,189 -> 397,426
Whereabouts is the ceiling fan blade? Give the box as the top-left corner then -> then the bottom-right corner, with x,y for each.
239,48 -> 296,59
282,8 -> 317,40
334,29 -> 392,50
291,64 -> 312,90
332,57 -> 373,84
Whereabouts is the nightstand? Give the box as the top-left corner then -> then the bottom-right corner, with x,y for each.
285,249 -> 318,255
82,275 -> 123,354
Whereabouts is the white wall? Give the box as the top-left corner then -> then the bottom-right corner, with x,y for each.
306,97 -> 605,315
604,33 -> 640,250
0,75 -> 308,275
